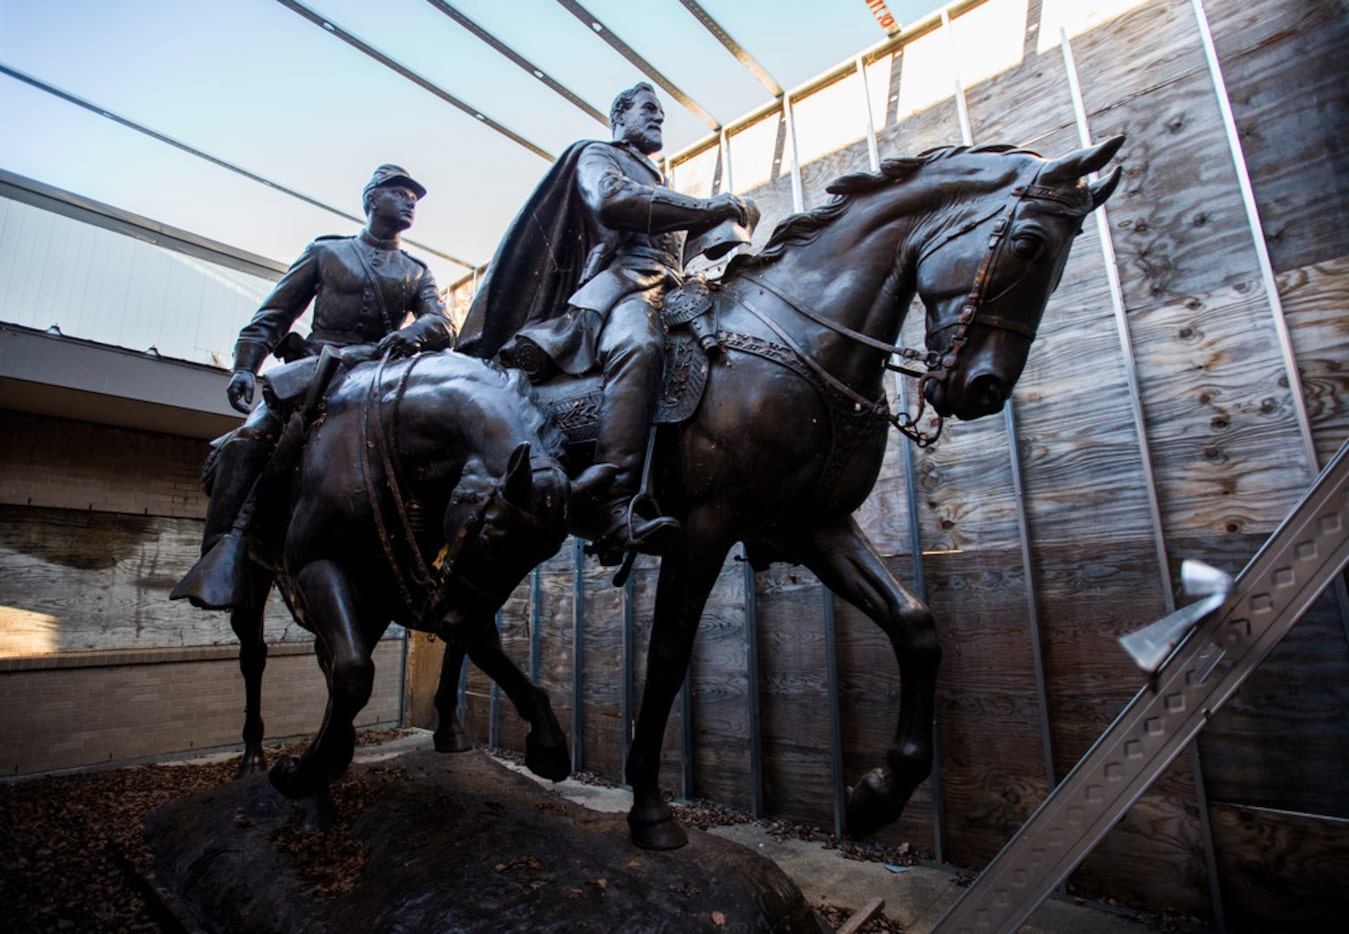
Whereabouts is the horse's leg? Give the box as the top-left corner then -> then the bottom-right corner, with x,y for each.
231,565 -> 273,776
626,513 -> 733,850
269,559 -> 375,829
460,616 -> 570,782
432,640 -> 473,753
794,516 -> 940,839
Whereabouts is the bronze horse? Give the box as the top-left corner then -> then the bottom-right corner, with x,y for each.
207,138 -> 1123,841
254,354 -> 588,821
437,138 -> 1126,847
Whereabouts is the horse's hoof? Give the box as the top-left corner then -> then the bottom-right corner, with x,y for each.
845,767 -> 903,839
524,734 -> 571,782
433,725 -> 474,754
628,811 -> 689,850
236,746 -> 268,778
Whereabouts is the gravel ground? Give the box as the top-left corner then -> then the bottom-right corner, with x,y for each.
1,732 -> 917,932
0,735 -> 1191,934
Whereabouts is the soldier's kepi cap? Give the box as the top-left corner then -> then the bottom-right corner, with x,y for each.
363,164 -> 427,200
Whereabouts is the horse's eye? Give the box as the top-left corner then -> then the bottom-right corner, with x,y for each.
1010,234 -> 1042,259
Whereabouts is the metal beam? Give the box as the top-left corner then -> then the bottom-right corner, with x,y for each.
274,0 -> 555,163
677,0 -> 783,98
554,0 -> 721,131
1059,26 -> 1224,927
0,62 -> 478,271
422,0 -> 608,126
934,440 -> 1349,932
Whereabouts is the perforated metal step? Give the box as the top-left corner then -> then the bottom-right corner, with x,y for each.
933,440 -> 1349,933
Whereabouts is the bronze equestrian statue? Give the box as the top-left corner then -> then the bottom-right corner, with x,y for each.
448,87 -> 1125,848
457,82 -> 755,563
173,165 -> 454,773
173,103 -> 1125,849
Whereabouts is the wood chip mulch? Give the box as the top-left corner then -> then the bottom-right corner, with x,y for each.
0,729 -> 410,933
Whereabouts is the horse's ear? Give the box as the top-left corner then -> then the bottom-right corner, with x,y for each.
1042,134 -> 1125,185
1089,164 -> 1122,209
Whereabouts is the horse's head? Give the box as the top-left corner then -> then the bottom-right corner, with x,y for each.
914,136 -> 1124,420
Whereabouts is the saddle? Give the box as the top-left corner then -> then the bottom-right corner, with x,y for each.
530,278 -> 718,447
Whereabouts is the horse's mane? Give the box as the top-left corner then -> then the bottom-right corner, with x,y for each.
723,143 -> 1036,279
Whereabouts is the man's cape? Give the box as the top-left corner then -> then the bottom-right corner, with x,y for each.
456,141 -> 602,361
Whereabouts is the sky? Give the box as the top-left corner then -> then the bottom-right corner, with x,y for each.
0,0 -> 947,287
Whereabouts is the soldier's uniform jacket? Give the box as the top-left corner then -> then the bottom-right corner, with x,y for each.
458,139 -> 729,378
234,230 -> 448,370
568,140 -> 686,316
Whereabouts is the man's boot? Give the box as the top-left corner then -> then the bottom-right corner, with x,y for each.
587,338 -> 680,564
170,432 -> 274,609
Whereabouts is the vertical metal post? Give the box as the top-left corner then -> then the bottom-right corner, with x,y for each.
941,10 -> 974,145
898,376 -> 945,863
1061,27 -> 1225,930
856,54 -> 881,172
571,537 -> 586,773
489,614 -> 502,748
822,590 -> 847,839
944,6 -> 1058,794
861,31 -> 948,859
681,666 -> 694,800
1004,402 -> 1058,786
457,652 -> 468,734
783,95 -> 805,213
1189,0 -> 1348,641
622,573 -> 636,779
720,128 -> 734,195
1060,29 -> 1173,608
529,565 -> 542,684
743,548 -> 765,817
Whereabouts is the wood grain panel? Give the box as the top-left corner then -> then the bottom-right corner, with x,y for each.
1129,277 -> 1310,535
962,12 -> 1076,147
577,554 -> 626,780
799,139 -> 873,212
918,548 -> 1047,865
1088,69 -> 1260,308
1281,256 -> 1349,465
754,564 -> 835,827
1217,5 -> 1349,272
1065,0 -> 1207,117
689,551 -> 754,810
0,504 -> 298,657
1209,802 -> 1349,932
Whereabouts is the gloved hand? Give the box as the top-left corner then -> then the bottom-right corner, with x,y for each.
227,370 -> 256,414
376,329 -> 420,359
709,192 -> 752,226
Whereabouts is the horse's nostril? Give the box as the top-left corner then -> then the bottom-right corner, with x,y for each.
970,374 -> 1006,410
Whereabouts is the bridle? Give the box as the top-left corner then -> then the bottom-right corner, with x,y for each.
731,166 -> 1082,447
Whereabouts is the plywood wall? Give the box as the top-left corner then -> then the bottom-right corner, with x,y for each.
425,0 -> 1348,925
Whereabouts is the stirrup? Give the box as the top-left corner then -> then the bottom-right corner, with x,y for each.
585,494 -> 681,568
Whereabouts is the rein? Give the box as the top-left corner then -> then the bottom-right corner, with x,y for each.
358,352 -> 489,626
727,165 -> 1067,448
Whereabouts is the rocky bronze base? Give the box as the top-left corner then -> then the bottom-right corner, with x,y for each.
145,747 -> 824,933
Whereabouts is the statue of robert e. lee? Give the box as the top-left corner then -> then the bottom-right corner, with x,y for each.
456,82 -> 756,559
176,165 -> 454,607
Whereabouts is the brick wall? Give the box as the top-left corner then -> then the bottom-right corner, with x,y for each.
0,640 -> 404,776
0,410 -> 208,518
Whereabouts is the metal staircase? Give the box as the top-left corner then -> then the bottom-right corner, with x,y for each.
933,440 -> 1349,933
